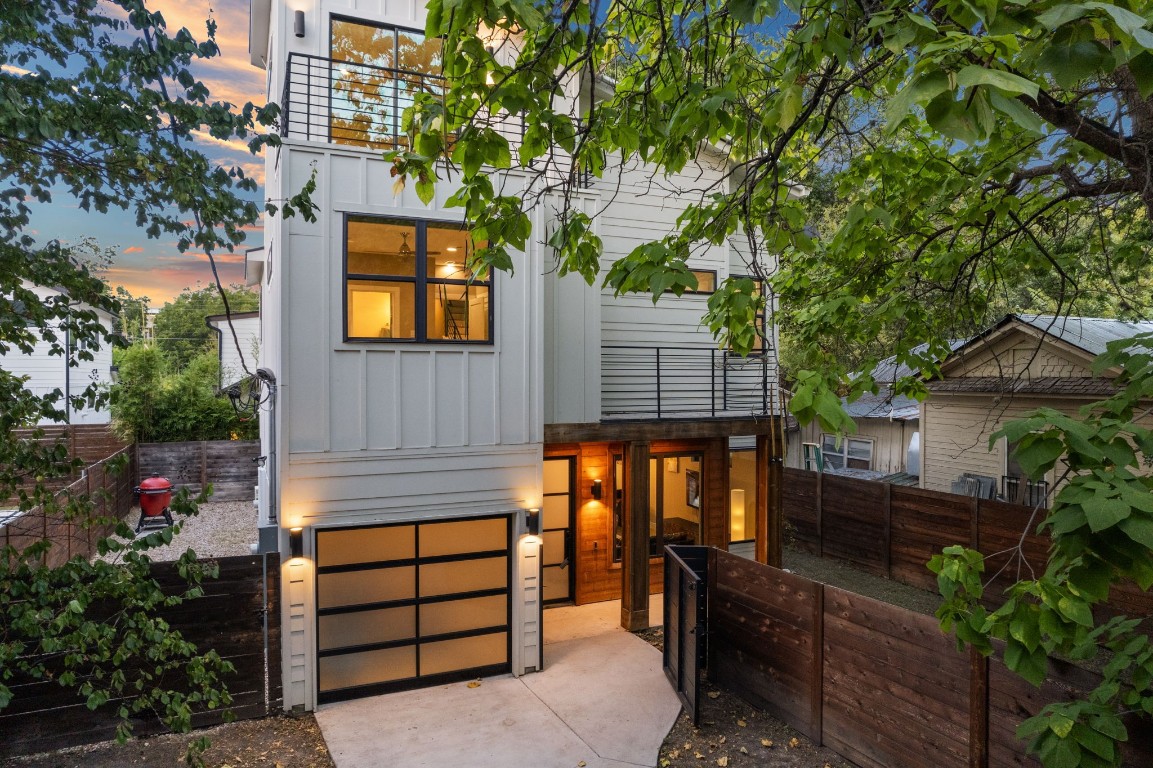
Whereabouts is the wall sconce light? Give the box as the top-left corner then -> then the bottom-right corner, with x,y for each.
590,479 -> 603,500
525,508 -> 541,536
289,527 -> 303,559
294,10 -> 305,38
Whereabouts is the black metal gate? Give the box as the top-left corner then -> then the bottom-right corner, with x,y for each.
663,544 -> 709,725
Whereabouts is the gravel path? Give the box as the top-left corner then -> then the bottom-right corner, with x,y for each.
116,499 -> 258,561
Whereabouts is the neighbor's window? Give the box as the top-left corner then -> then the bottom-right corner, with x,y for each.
820,434 -> 873,471
329,18 -> 444,148
345,216 -> 491,343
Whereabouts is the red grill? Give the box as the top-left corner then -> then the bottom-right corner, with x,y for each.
134,474 -> 174,532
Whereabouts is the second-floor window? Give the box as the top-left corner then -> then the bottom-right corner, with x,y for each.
329,18 -> 444,148
345,216 -> 492,343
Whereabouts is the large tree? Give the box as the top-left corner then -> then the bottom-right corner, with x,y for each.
153,284 -> 259,370
386,0 -> 1153,764
0,0 -> 300,746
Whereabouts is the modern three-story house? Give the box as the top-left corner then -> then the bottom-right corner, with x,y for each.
249,0 -> 786,711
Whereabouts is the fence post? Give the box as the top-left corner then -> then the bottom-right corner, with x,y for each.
882,482 -> 892,579
811,583 -> 825,745
200,441 -> 208,493
970,646 -> 989,768
970,495 -> 980,551
815,472 -> 823,558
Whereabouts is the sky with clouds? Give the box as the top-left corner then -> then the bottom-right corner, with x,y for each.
30,0 -> 264,306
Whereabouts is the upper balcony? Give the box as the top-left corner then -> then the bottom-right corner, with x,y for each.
281,52 -> 525,150
601,346 -> 780,420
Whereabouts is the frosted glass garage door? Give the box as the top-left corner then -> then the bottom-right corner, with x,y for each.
316,515 -> 511,702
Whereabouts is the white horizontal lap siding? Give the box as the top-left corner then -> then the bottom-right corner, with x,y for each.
921,394 -> 1067,493
281,444 -> 541,524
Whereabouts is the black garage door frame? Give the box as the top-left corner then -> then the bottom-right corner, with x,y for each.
315,513 -> 513,703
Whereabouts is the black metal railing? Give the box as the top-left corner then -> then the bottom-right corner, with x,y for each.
1002,475 -> 1049,507
282,53 -> 446,149
281,53 -> 528,151
601,345 -> 776,419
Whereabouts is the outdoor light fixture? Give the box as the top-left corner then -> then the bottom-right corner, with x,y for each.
591,478 -> 603,500
294,10 -> 305,38
525,508 -> 541,536
289,527 -> 303,559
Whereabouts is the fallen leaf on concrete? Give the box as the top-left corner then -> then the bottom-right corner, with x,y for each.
467,680 -> 482,689
577,762 -> 586,767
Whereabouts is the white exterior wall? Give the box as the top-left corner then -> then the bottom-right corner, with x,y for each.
2,285 -> 115,425
260,0 -> 544,711
210,314 -> 261,388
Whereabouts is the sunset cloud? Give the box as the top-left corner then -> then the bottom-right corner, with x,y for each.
122,246 -> 144,254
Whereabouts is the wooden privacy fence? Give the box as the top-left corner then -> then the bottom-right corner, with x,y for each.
0,446 -> 137,568
706,548 -> 1153,768
137,440 -> 259,502
0,554 -> 282,759
782,468 -> 1153,620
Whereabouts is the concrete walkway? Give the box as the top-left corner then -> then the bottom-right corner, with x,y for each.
315,597 -> 679,768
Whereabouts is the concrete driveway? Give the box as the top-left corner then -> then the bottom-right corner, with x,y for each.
315,601 -> 680,768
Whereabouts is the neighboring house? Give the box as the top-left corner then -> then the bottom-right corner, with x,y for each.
920,314 -> 1153,503
2,283 -> 116,426
206,311 -> 260,389
788,391 -> 920,479
249,1 -> 785,709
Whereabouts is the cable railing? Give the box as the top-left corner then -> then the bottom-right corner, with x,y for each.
601,345 -> 778,419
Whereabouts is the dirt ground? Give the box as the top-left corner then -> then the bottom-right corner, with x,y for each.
6,546 -> 939,768
2,716 -> 334,768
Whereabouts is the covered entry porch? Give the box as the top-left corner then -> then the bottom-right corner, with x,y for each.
544,416 -> 786,631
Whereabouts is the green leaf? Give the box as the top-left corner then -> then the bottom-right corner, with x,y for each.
1038,38 -> 1114,88
956,65 -> 1039,98
1083,497 -> 1131,532
989,91 -> 1046,133
1036,4 -> 1087,30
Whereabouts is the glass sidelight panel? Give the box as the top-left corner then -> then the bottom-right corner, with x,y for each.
542,457 -> 574,604
729,450 -> 757,543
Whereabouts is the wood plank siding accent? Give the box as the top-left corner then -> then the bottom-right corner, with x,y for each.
706,549 -> 1153,768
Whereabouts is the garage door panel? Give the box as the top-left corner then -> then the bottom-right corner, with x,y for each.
420,595 -> 506,637
318,566 -> 416,610
420,556 -> 507,597
319,606 -> 415,651
317,525 -> 414,567
319,647 -> 417,692
420,517 -> 506,557
420,632 -> 508,676
316,515 -> 512,701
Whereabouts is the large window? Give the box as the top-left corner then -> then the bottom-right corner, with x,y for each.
611,452 -> 703,562
329,18 -> 444,148
345,216 -> 492,343
820,434 -> 873,471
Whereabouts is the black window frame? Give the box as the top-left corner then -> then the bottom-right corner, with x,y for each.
343,214 -> 495,345
665,268 -> 718,296
731,273 -> 767,352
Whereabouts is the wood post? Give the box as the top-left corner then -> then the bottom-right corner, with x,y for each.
811,583 -> 825,745
620,440 -> 651,631
755,433 -> 782,567
970,645 -> 989,768
882,482 -> 892,579
815,470 -> 823,558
